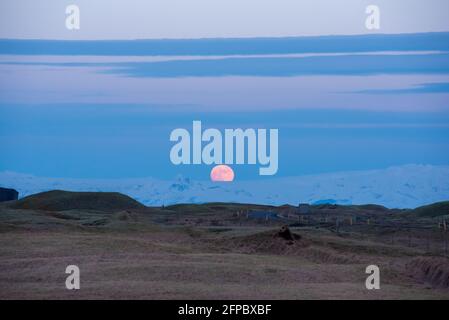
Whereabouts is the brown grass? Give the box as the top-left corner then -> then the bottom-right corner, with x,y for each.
1,202 -> 449,300
407,257 -> 449,288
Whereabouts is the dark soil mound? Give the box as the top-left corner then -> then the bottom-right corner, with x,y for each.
11,190 -> 145,212
276,225 -> 301,242
221,226 -> 307,255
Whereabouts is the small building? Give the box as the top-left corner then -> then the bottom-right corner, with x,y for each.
249,210 -> 280,221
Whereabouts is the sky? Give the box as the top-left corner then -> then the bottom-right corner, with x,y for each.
0,1 -> 449,181
1,0 -> 449,39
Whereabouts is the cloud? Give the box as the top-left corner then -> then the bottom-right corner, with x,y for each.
354,82 -> 449,94
2,33 -> 449,55
2,0 -> 449,39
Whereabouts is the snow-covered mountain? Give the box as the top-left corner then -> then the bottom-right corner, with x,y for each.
1,164 -> 449,209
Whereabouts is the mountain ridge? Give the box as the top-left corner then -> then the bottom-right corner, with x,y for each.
1,164 -> 448,209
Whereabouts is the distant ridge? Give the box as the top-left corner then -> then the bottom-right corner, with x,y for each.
409,201 -> 449,217
11,190 -> 145,212
2,165 -> 449,208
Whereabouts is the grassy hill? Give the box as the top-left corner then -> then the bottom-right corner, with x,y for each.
409,201 -> 449,218
165,202 -> 276,214
10,190 -> 145,212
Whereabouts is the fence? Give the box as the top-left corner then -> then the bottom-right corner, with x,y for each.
237,209 -> 449,256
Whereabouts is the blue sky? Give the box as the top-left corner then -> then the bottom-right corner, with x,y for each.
1,0 -> 449,39
1,104 -> 449,179
1,33 -> 449,180
0,2 -> 449,181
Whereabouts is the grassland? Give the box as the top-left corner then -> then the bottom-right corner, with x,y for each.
0,191 -> 448,299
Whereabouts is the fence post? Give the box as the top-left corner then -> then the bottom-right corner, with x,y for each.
444,225 -> 448,255
444,233 -> 447,255
408,231 -> 412,247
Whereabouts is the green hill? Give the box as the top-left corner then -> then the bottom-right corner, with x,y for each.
11,190 -> 145,212
409,201 -> 449,218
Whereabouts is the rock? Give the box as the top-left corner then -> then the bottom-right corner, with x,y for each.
275,225 -> 301,241
0,187 -> 19,202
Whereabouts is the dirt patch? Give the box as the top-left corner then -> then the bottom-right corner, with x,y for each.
216,226 -> 308,255
407,257 -> 449,288
210,227 -> 358,264
113,210 -> 139,222
300,247 -> 359,264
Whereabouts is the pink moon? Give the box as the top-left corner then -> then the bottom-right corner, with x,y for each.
210,165 -> 235,182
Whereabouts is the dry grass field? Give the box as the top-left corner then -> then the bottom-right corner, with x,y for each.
0,191 -> 448,300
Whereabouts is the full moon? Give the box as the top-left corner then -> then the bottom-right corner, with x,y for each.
210,165 -> 235,182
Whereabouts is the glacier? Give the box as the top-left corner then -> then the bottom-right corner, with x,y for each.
1,164 -> 449,209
